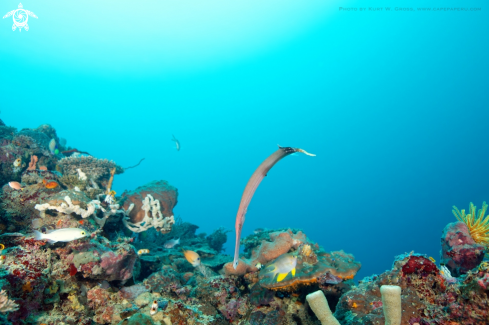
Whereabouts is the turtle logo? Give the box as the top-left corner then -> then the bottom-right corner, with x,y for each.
3,3 -> 38,32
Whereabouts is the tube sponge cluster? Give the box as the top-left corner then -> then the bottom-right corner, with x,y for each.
307,286 -> 402,325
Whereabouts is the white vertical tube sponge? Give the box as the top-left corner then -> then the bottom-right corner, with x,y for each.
306,290 -> 340,325
380,285 -> 402,325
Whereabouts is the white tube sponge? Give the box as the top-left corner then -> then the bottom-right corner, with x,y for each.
306,290 -> 340,325
380,285 -> 402,325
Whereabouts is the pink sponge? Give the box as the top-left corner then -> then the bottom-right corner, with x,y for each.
223,230 -> 307,276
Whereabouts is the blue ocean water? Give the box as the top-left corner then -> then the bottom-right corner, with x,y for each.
1,0 -> 488,281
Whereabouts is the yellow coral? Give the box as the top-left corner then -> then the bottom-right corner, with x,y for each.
301,245 -> 312,257
47,281 -> 59,294
452,202 -> 489,246
22,282 -> 33,293
68,293 -> 85,312
479,261 -> 489,272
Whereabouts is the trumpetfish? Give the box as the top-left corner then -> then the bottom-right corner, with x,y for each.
232,146 -> 315,269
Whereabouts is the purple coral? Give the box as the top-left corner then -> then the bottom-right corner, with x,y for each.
100,250 -> 137,281
119,284 -> 149,300
143,266 -> 182,294
218,297 -> 248,321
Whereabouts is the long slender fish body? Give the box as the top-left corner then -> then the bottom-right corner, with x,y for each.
232,146 -> 315,269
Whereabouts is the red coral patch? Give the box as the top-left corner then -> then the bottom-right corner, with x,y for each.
402,256 -> 437,276
68,264 -> 77,276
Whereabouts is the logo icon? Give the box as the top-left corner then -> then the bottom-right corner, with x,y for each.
3,3 -> 37,32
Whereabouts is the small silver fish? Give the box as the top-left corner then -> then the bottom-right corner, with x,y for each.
33,228 -> 88,243
8,181 -> 23,190
98,280 -> 110,289
164,238 -> 180,249
171,134 -> 180,151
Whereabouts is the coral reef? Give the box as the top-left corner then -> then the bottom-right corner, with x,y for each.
2,119 -> 489,325
57,236 -> 138,282
334,252 -> 489,324
0,236 -> 53,323
133,221 -> 232,280
1,175 -> 58,228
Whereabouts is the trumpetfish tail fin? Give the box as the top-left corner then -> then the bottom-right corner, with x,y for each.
295,148 -> 316,156
277,145 -> 316,157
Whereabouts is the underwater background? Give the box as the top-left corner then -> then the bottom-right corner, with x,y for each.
1,0 -> 488,284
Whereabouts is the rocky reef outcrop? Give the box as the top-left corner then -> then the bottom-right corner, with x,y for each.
440,221 -> 485,276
